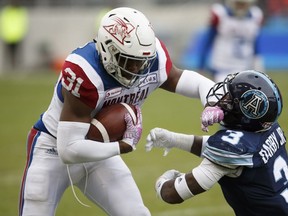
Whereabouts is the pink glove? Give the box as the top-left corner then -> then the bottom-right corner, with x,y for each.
122,106 -> 143,149
201,106 -> 224,132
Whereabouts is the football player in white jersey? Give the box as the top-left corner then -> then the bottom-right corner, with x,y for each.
197,0 -> 264,82
18,7 -> 223,216
146,70 -> 287,216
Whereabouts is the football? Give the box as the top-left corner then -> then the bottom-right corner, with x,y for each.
86,103 -> 137,142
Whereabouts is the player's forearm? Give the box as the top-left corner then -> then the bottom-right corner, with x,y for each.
57,121 -> 120,164
175,70 -> 215,106
170,132 -> 209,157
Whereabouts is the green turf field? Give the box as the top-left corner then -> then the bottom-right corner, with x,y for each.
0,71 -> 287,216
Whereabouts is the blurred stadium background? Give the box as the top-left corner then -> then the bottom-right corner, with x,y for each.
1,0 -> 287,72
0,0 -> 287,215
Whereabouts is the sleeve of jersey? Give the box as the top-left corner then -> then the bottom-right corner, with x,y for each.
61,60 -> 99,108
157,39 -> 172,78
202,133 -> 254,168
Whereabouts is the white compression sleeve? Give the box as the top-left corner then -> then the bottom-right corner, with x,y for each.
57,121 -> 120,164
175,70 -> 215,106
170,132 -> 194,152
192,158 -> 233,190
174,174 -> 194,200
170,132 -> 210,156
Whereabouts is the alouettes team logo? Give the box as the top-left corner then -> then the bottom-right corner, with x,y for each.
103,17 -> 135,45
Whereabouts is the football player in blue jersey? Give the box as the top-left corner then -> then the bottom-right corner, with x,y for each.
196,0 -> 264,82
19,7 -> 223,216
146,70 -> 288,216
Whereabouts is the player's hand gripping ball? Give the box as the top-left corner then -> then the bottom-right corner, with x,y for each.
86,103 -> 138,142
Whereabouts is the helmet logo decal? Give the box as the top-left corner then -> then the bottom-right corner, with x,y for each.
240,90 -> 269,119
103,17 -> 135,45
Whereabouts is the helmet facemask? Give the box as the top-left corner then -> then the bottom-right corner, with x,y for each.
105,42 -> 156,88
206,70 -> 283,132
206,73 -> 236,111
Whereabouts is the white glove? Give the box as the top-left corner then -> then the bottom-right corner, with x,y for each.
146,128 -> 175,156
201,106 -> 224,132
155,169 -> 183,199
122,106 -> 142,150
146,128 -> 195,156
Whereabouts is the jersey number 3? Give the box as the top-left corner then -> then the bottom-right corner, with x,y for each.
274,155 -> 288,203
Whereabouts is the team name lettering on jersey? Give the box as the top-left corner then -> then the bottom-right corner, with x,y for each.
103,87 -> 149,106
259,127 -> 286,163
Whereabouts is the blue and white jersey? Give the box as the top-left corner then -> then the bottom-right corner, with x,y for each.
203,122 -> 288,215
34,38 -> 172,139
198,3 -> 263,82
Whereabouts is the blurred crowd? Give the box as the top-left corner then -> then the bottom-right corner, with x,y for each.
0,0 -> 287,73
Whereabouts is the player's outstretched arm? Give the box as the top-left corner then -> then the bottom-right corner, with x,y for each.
161,65 -> 215,106
156,158 -> 233,204
161,64 -> 224,130
145,128 -> 209,156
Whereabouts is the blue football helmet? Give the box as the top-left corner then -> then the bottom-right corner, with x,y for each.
206,70 -> 283,131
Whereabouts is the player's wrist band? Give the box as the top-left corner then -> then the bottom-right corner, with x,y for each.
174,174 -> 194,200
155,178 -> 168,201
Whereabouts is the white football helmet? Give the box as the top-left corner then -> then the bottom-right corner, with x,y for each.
96,7 -> 157,88
226,0 -> 256,17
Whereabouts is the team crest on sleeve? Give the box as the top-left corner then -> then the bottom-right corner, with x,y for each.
103,17 -> 135,45
240,90 -> 269,119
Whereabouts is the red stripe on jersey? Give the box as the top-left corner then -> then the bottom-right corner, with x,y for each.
210,10 -> 219,27
62,61 -> 99,108
159,40 -> 172,76
19,128 -> 39,216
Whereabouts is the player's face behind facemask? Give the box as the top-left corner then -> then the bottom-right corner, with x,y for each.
96,7 -> 157,88
114,52 -> 156,88
226,0 -> 255,17
206,70 -> 283,132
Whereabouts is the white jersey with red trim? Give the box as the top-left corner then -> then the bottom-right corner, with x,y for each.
210,3 -> 263,72
37,38 -> 172,139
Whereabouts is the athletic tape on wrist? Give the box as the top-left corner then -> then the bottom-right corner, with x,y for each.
155,178 -> 168,201
174,174 -> 193,200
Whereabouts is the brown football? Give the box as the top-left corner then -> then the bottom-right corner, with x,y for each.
86,103 -> 137,142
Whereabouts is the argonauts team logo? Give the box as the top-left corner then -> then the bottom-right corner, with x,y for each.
240,90 -> 269,119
